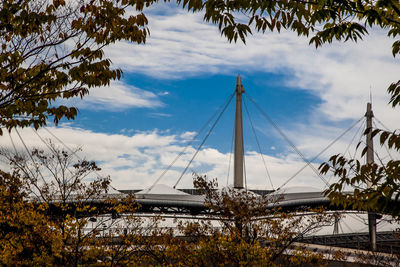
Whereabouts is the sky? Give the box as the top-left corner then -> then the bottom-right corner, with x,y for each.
2,3 -> 400,192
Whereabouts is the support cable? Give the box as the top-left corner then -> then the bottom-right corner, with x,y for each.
148,92 -> 235,192
245,93 -> 330,188
42,127 -> 119,192
243,96 -> 274,190
173,92 -> 235,189
359,138 -> 390,168
278,117 -> 364,190
339,222 -> 344,234
374,116 -> 398,159
352,124 -> 366,161
341,218 -> 354,233
31,128 -> 76,177
347,213 -> 367,225
32,128 -> 57,153
374,116 -> 393,132
327,119 -> 364,185
8,129 -> 19,157
7,130 -> 43,200
373,120 -> 394,161
43,127 -> 81,159
343,120 -> 365,159
243,147 -> 247,191
14,128 -> 49,201
226,122 -> 235,187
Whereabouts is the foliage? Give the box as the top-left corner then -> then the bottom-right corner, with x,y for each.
0,0 -> 151,133
0,148 -> 335,266
161,175 -> 334,266
0,141 -> 146,265
178,0 -> 400,51
321,128 -> 400,217
0,170 -> 61,265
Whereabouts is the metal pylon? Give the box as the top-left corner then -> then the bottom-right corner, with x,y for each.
366,102 -> 377,251
234,75 -> 245,189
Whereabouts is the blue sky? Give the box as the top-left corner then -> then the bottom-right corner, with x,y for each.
3,3 -> 400,191
70,72 -> 321,153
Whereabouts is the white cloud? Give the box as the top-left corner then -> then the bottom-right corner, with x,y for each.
64,80 -> 162,110
1,126 -> 331,191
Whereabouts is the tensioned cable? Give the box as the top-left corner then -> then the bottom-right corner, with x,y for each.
173,92 -> 235,189
352,123 -> 366,161
339,223 -> 344,235
31,128 -> 76,177
42,127 -> 119,192
359,137 -> 389,168
245,93 -> 330,188
373,118 -> 396,161
278,117 -> 364,190
43,127 -> 81,159
33,128 -> 96,200
32,128 -> 57,153
347,213 -> 367,225
374,116 -> 393,132
226,121 -> 235,187
8,129 -> 19,156
243,96 -> 274,190
373,121 -> 394,161
146,91 -> 235,192
7,130 -> 44,200
7,130 -> 42,188
14,128 -> 49,200
343,120 -> 365,159
15,128 -> 42,174
374,116 -> 398,159
341,218 -> 354,233
243,151 -> 248,191
326,119 -> 364,185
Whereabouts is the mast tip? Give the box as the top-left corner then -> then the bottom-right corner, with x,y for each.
236,75 -> 242,85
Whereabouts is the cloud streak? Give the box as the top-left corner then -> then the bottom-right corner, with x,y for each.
63,80 -> 163,110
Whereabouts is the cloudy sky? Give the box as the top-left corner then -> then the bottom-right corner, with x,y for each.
3,3 -> 400,191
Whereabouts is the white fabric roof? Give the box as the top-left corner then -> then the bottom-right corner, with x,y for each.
135,184 -> 189,195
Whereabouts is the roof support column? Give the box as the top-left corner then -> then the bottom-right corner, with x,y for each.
366,102 -> 377,251
234,75 -> 245,189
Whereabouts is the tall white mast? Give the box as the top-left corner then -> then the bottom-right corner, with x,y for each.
234,75 -> 245,189
366,102 -> 377,251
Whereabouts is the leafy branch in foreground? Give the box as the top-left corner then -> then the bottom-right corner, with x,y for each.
177,0 -> 400,107
0,141 -> 147,265
321,128 -> 400,217
0,0 -> 151,132
166,175 -> 335,266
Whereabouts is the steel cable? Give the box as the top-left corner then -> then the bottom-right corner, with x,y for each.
243,96 -> 274,190
173,92 -> 235,189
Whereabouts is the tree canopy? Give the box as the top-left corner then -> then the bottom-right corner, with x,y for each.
321,128 -> 400,217
0,152 -> 335,266
0,0 -> 149,133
